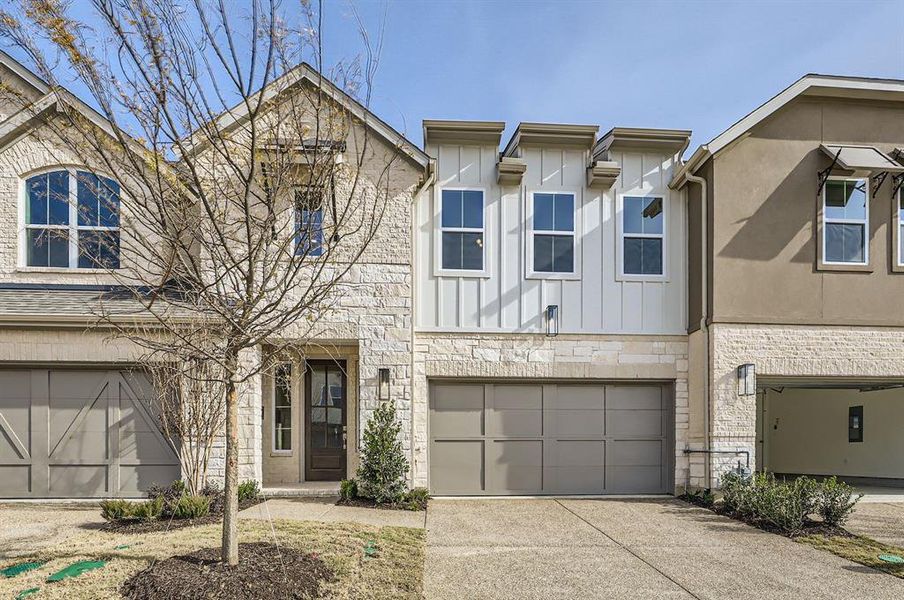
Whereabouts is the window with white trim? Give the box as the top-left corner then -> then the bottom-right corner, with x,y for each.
532,192 -> 575,273
621,196 -> 664,276
295,187 -> 324,257
272,363 -> 292,453
823,178 -> 868,265
24,169 -> 121,269
898,188 -> 903,266
441,189 -> 484,271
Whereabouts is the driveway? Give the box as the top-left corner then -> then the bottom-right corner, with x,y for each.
848,502 -> 904,547
0,503 -> 104,558
425,498 -> 904,600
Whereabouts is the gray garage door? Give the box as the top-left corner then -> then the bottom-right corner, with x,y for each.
429,382 -> 672,495
0,368 -> 180,498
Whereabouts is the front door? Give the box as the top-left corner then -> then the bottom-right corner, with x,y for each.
304,361 -> 347,481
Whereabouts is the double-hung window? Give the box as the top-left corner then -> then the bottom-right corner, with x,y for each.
532,192 -> 575,274
24,169 -> 120,269
898,188 -> 903,267
440,189 -> 484,271
272,363 -> 292,453
295,187 -> 324,257
823,178 -> 868,265
621,195 -> 664,276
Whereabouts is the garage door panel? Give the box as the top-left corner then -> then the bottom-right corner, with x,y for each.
607,466 -> 663,493
549,439 -> 605,467
554,385 -> 604,410
606,409 -> 663,437
0,371 -> 31,462
606,386 -> 662,410
431,440 -> 483,494
120,464 -> 181,494
545,466 -> 606,494
488,440 -> 542,493
546,410 -> 605,437
0,465 -> 30,494
488,385 -> 542,437
49,464 -> 108,496
431,384 -> 484,437
608,440 -> 662,466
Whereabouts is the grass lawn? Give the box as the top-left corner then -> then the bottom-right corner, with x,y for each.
0,519 -> 425,599
797,534 -> 904,579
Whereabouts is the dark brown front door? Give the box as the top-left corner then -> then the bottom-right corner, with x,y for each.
304,361 -> 347,481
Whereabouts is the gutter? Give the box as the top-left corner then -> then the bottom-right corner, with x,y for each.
683,170 -> 712,489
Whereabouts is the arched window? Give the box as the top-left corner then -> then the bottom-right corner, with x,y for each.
23,169 -> 120,269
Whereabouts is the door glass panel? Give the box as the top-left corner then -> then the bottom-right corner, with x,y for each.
309,364 -> 344,451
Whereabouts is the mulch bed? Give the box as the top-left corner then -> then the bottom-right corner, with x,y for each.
120,542 -> 333,600
103,498 -> 264,533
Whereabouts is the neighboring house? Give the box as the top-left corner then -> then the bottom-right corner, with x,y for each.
671,74 -> 904,490
0,47 -> 901,500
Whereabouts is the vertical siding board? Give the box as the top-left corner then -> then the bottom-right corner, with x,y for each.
581,189 -> 603,330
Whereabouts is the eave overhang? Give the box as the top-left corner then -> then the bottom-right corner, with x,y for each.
502,122 -> 598,157
497,156 -> 527,186
423,120 -> 506,147
594,127 -> 692,161
586,160 -> 621,189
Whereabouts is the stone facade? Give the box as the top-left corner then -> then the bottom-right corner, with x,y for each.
411,332 -> 689,490
703,323 -> 904,486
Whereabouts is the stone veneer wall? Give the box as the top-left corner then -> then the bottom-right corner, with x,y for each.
411,332 -> 689,491
707,323 -> 904,486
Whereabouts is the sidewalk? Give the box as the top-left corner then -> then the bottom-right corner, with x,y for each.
239,496 -> 427,529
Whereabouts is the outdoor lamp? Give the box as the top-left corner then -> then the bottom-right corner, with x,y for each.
737,363 -> 756,396
378,368 -> 391,401
545,305 -> 559,337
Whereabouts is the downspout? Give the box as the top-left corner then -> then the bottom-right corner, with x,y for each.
684,170 -> 710,490
409,158 -> 436,485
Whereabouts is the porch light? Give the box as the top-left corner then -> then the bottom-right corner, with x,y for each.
378,368 -> 391,401
545,305 -> 559,337
737,363 -> 756,396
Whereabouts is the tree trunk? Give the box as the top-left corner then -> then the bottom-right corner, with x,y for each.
221,353 -> 239,566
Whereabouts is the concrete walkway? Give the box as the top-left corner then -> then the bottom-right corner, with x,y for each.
239,496 -> 426,529
425,498 -> 904,600
848,502 -> 904,547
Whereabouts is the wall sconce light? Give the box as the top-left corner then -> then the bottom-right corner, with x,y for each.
737,363 -> 756,396
545,304 -> 559,337
378,368 -> 391,401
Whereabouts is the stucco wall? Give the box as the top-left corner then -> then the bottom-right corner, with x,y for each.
762,386 -> 904,480
706,323 -> 904,486
411,332 -> 690,491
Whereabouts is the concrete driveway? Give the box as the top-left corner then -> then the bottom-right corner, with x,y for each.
425,498 -> 904,600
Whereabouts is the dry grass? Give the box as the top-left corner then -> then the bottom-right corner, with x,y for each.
797,534 -> 904,579
0,519 -> 425,599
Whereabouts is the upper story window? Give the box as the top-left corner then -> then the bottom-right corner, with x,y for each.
621,195 -> 664,277
532,192 -> 575,274
295,187 -> 324,257
823,178 -> 868,265
898,188 -> 903,267
24,169 -> 120,269
440,189 -> 484,271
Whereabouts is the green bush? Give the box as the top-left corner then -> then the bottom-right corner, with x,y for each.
131,497 -> 165,521
818,476 -> 862,527
403,487 -> 429,510
172,494 -> 211,519
238,480 -> 260,503
339,478 -> 358,501
100,499 -> 136,522
356,400 -> 409,504
720,471 -> 752,515
755,474 -> 818,536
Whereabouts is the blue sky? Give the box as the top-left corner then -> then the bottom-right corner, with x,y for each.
324,0 -> 904,150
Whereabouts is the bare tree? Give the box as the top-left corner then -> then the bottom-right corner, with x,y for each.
0,0 -> 417,565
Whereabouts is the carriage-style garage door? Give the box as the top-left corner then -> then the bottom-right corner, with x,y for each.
0,368 -> 180,498
429,382 -> 672,495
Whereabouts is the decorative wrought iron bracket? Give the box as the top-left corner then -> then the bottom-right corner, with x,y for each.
893,173 -> 904,199
817,147 -> 842,197
872,171 -> 890,196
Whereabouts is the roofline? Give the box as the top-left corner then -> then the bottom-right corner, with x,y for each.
0,48 -> 50,95
595,127 -> 692,159
422,120 -> 506,147
671,74 -> 904,189
184,62 -> 429,169
502,122 -> 599,157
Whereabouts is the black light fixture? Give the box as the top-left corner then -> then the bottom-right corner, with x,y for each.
737,363 -> 756,396
378,368 -> 391,401
545,304 -> 559,337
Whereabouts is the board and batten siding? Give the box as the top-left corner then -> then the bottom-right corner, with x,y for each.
416,142 -> 687,335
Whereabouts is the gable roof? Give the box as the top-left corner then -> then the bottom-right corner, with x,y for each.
671,74 -> 904,189
185,62 -> 429,169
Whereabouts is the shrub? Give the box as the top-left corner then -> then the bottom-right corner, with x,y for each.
754,475 -> 818,536
100,499 -> 136,522
356,400 -> 409,504
681,487 -> 714,508
720,471 -> 752,515
148,479 -> 188,517
131,497 -> 165,521
172,494 -> 211,519
339,478 -> 358,501
201,481 -> 225,515
817,476 -> 862,527
403,487 -> 429,511
238,480 -> 261,503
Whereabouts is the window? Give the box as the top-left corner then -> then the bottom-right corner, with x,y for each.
898,188 -> 903,266
440,189 -> 484,271
621,195 -> 664,276
23,169 -> 120,269
848,405 -> 863,443
532,192 -> 575,273
272,363 -> 292,452
823,178 -> 868,265
295,188 -> 324,257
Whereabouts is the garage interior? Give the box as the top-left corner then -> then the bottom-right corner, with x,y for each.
757,379 -> 904,488
429,381 -> 674,495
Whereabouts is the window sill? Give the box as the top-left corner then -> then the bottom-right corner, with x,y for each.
892,263 -> 904,274
17,267 -> 119,274
616,273 -> 669,283
434,268 -> 491,279
817,262 -> 874,273
525,271 -> 582,281
270,451 -> 293,457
